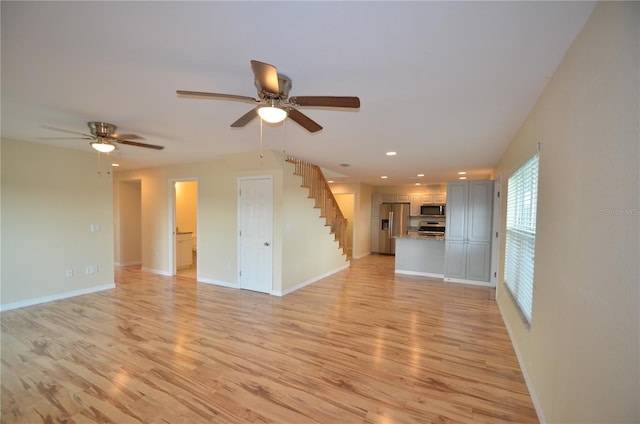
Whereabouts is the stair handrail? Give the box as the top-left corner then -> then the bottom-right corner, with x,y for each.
285,156 -> 348,255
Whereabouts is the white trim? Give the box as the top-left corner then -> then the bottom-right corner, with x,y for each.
115,261 -> 142,267
271,262 -> 350,297
141,267 -> 172,276
498,299 -> 546,423
352,252 -> 371,260
198,277 -> 238,289
0,283 -> 115,312
395,270 -> 444,279
444,276 -> 494,287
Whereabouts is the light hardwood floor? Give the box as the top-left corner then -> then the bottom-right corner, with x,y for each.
1,254 -> 537,423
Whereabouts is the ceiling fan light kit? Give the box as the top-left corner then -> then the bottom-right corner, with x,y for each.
258,105 -> 287,123
177,60 -> 360,133
91,140 -> 116,153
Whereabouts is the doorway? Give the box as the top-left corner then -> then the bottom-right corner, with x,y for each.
238,176 -> 273,293
173,180 -> 198,279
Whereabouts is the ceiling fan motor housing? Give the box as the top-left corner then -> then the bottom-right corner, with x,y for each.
88,121 -> 117,137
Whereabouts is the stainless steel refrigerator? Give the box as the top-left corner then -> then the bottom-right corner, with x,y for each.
379,203 -> 410,254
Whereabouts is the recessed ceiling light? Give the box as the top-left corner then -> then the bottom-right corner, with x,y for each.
381,176 -> 388,179
459,176 -> 467,180
111,163 -> 120,167
385,151 -> 397,156
327,180 -> 334,183
417,173 -> 424,177
458,171 -> 467,175
415,183 -> 421,186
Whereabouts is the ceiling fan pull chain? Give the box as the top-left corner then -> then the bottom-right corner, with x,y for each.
259,117 -> 264,159
282,119 -> 286,153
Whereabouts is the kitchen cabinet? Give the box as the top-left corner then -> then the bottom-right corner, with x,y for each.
176,232 -> 193,269
410,194 -> 422,216
381,193 -> 410,203
410,193 -> 448,216
444,181 -> 493,283
371,194 -> 382,252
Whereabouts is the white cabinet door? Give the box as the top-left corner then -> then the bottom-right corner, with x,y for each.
445,182 -> 468,241
444,241 -> 467,279
466,241 -> 491,281
433,193 -> 446,204
382,193 -> 397,203
371,194 -> 382,252
372,194 -> 382,217
444,180 -> 493,283
410,194 -> 421,216
420,194 -> 433,204
467,181 -> 493,243
397,194 -> 410,203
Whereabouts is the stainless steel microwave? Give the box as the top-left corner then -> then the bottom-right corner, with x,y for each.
420,204 -> 446,216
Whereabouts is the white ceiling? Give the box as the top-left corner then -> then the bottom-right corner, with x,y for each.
1,1 -> 595,186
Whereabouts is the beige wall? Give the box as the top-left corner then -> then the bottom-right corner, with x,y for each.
494,2 -> 639,422
115,180 -> 141,266
1,139 -> 115,309
330,182 -> 374,259
113,151 -> 346,293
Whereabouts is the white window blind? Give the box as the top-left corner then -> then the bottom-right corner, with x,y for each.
504,153 -> 539,325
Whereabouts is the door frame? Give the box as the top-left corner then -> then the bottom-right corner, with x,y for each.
169,177 -> 198,276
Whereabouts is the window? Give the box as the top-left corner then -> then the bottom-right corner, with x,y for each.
504,153 -> 539,325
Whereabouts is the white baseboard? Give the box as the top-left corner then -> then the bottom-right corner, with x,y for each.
0,283 -> 116,312
444,276 -> 495,287
395,270 -> 444,279
115,261 -> 142,267
198,277 -> 238,289
272,262 -> 351,297
141,267 -> 172,276
497,297 -> 546,423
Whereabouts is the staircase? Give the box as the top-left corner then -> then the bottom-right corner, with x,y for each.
286,156 -> 348,256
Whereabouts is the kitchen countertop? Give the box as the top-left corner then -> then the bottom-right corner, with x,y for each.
396,234 -> 445,241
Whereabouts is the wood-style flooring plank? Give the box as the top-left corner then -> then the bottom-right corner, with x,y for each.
1,254 -> 537,423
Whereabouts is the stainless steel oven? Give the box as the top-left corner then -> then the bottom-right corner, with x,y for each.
418,221 -> 445,236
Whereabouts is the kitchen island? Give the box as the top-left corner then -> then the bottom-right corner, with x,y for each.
394,235 -> 445,278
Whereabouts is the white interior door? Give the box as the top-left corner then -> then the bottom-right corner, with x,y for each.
238,177 -> 273,293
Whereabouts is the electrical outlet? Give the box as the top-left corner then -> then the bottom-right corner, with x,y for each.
85,265 -> 98,274
65,269 -> 73,277
90,223 -> 100,233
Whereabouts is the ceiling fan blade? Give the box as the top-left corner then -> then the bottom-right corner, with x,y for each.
250,60 -> 280,94
231,108 -> 258,128
176,90 -> 258,103
40,125 -> 94,138
117,140 -> 164,150
288,108 -> 323,133
111,133 -> 145,141
37,136 -> 93,140
289,96 -> 361,108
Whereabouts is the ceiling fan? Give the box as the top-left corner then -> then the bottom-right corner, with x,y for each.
177,60 -> 360,133
41,121 -> 164,152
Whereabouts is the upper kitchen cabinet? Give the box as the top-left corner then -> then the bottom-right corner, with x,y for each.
410,191 -> 448,216
381,193 -> 410,203
444,181 -> 493,284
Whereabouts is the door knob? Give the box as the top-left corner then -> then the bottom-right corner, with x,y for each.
264,242 -> 270,246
